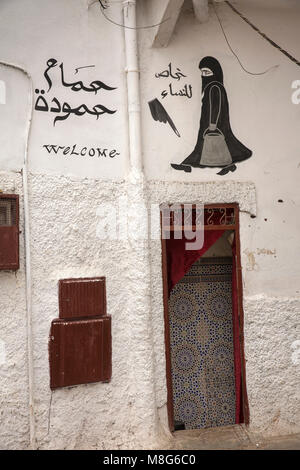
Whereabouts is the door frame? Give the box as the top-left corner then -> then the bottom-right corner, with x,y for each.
160,202 -> 249,431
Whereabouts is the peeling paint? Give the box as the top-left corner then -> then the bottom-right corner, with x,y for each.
244,250 -> 259,271
256,248 -> 276,256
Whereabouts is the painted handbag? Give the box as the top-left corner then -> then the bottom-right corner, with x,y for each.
200,85 -> 232,167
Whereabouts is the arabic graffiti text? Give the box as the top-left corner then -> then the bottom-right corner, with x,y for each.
34,58 -> 117,125
155,63 -> 187,81
154,62 -> 193,100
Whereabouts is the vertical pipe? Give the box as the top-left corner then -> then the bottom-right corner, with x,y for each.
22,142 -> 36,449
123,0 -> 143,176
122,1 -> 160,444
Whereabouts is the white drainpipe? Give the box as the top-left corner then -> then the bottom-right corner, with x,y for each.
0,60 -> 36,450
122,1 -> 160,440
123,0 -> 143,177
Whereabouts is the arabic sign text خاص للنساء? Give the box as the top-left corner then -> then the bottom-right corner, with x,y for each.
155,62 -> 193,100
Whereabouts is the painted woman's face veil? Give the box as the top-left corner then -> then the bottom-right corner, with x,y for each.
199,56 -> 224,90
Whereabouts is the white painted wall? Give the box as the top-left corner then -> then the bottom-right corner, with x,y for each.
0,0 -> 128,180
139,0 -> 300,297
0,66 -> 29,171
0,0 -> 299,449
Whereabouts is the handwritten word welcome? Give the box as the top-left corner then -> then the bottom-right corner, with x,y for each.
43,144 -> 120,159
35,58 -> 117,125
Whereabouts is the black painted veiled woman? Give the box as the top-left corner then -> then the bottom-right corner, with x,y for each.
171,56 -> 252,175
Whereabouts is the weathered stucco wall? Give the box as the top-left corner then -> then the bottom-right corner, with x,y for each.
27,174 -> 161,450
0,0 -> 299,449
1,172 -> 299,449
0,172 -> 29,449
244,295 -> 300,437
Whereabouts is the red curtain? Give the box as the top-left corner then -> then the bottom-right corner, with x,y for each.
166,230 -> 225,295
232,234 -> 243,423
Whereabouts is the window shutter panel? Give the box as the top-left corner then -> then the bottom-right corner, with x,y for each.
58,277 -> 106,319
49,316 -> 111,389
49,277 -> 111,389
0,195 -> 19,270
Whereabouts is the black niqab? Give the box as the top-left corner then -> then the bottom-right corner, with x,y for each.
199,56 -> 224,91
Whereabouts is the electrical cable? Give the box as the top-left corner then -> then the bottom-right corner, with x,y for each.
225,1 -> 300,68
98,0 -> 171,30
212,1 -> 279,76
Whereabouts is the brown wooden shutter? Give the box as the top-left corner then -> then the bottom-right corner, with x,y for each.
59,277 -> 106,319
49,277 -> 111,389
49,316 -> 111,389
0,194 -> 19,270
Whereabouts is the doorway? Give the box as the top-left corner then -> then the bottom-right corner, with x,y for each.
161,204 -> 249,432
